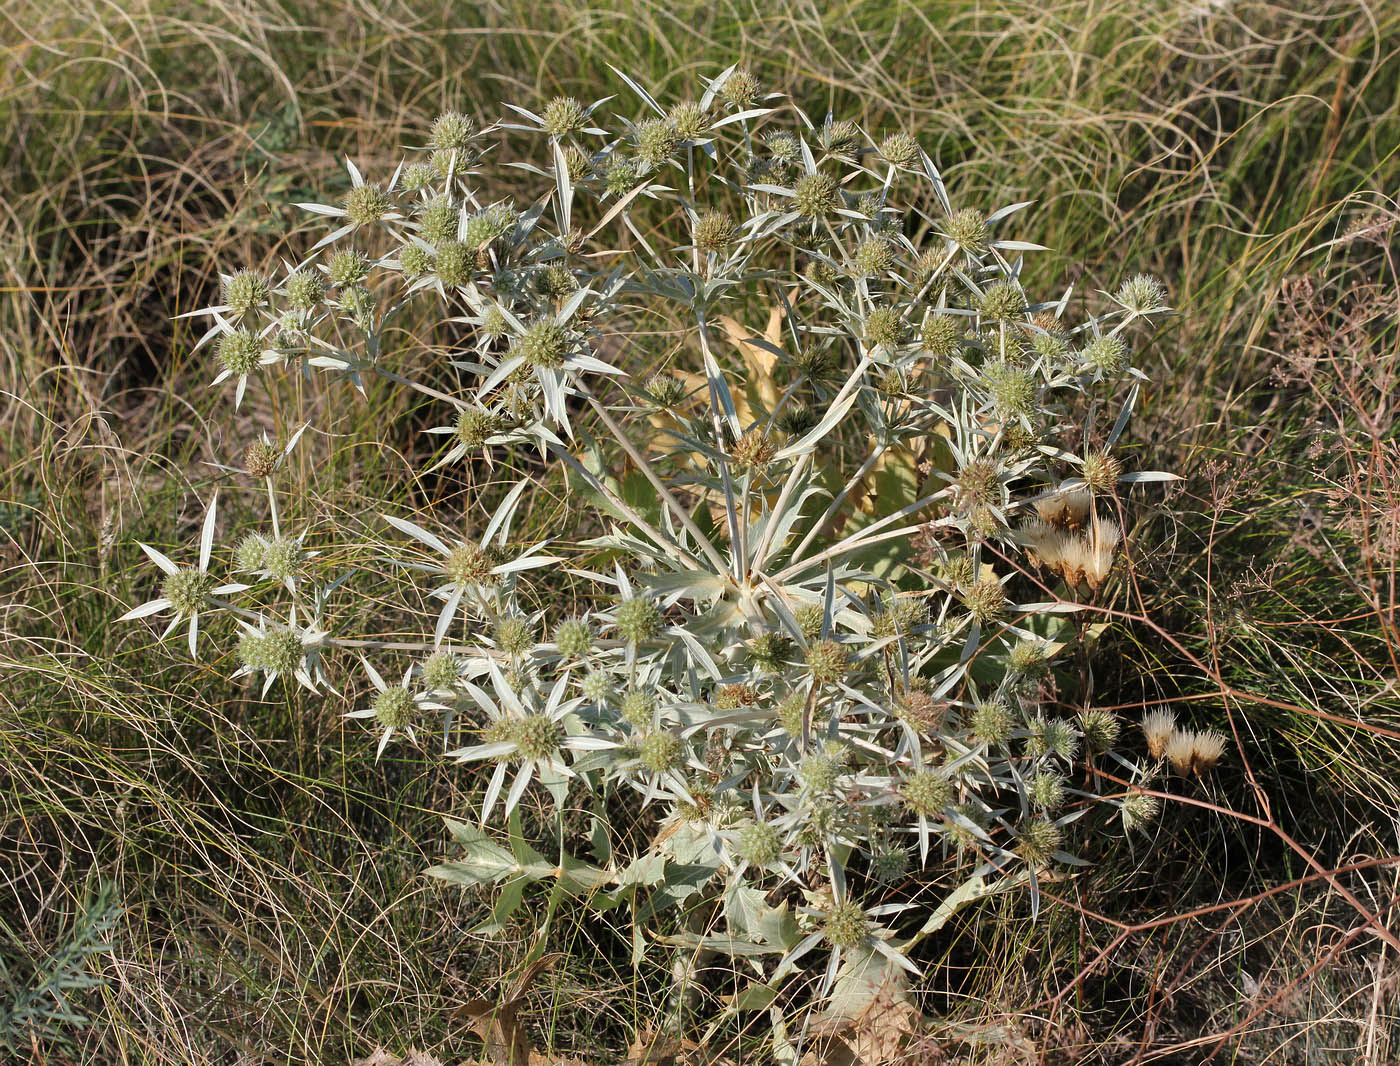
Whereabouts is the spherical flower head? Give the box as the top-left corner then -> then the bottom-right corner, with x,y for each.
259,536 -> 303,582
512,320 -> 569,369
420,651 -> 462,691
506,714 -> 559,761
936,552 -> 976,593
900,770 -> 951,817
868,844 -> 909,883
693,211 -> 737,252
1081,450 -> 1122,494
537,265 -> 577,298
984,361 -> 1035,420
430,110 -> 476,151
639,731 -> 684,773
776,403 -> 816,436
805,640 -> 849,686
1016,817 -> 1062,867
863,306 -> 904,349
453,407 -> 501,451
1081,335 -> 1128,375
798,752 -> 842,793
737,822 -> 782,867
234,533 -> 268,573
339,286 -> 374,327
222,271 -> 269,318
878,130 -> 920,168
964,577 -> 1007,624
430,148 -> 463,179
669,100 -> 708,140
434,241 -> 472,286
620,689 -> 654,728
1140,708 -> 1176,759
604,158 -> 639,196
1029,770 -> 1066,811
1027,716 -> 1080,762
921,313 -> 962,359
943,208 -> 988,255
893,688 -> 942,731
747,631 -> 791,672
1031,330 -> 1071,365
1008,638 -> 1049,677
803,260 -> 839,289
776,690 -> 806,736
160,568 -> 213,617
646,373 -> 687,409
978,281 -> 1027,324
817,119 -> 860,157
324,248 -> 366,288
970,700 -> 1014,746
615,596 -> 661,643
580,668 -> 612,704
729,428 -> 777,472
793,172 -> 840,219
795,604 -> 824,642
260,630 -> 305,676
635,119 -> 679,168
553,619 -> 594,660
244,441 -> 279,479
1078,709 -> 1120,754
542,95 -> 587,138
480,306 -> 509,339
560,145 -> 592,181
720,69 -> 761,109
953,456 -> 1001,512
401,162 -> 435,193
218,330 -> 263,377
344,183 -> 390,227
822,901 -> 869,950
1121,792 -> 1161,833
494,617 -> 535,657
1114,273 -> 1170,316
849,237 -> 893,278
764,130 -> 800,166
445,542 -> 497,588
418,197 -> 460,245
373,686 -> 416,729
712,684 -> 756,711
283,270 -> 323,311
399,242 -> 434,279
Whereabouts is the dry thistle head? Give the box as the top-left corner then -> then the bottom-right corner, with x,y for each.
1189,730 -> 1227,775
1164,729 -> 1196,775
1141,708 -> 1177,759
1034,484 -> 1092,531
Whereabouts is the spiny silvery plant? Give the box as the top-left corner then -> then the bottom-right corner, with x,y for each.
120,65 -> 1178,1041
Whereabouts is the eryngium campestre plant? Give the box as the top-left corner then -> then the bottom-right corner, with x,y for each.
120,63 -> 1177,1038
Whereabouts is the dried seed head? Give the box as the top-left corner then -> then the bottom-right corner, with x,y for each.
373,687 -> 416,729
893,688 -> 943,731
806,639 -> 850,685
693,211 -> 737,252
729,428 -> 777,471
218,330 -> 263,377
1140,709 -> 1177,759
244,440 -> 280,478
737,821 -> 782,866
793,172 -> 840,219
943,208 -> 988,255
921,313 -> 963,359
344,183 -> 390,227
639,731 -> 684,773
715,683 -> 759,710
1034,485 -> 1092,531
430,111 -> 476,151
1190,730 -> 1227,774
542,96 -> 587,137
615,596 -> 661,643
1016,817 -> 1062,867
1165,730 -> 1196,775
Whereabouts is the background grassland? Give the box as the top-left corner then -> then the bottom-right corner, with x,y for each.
3,1 -> 1399,1062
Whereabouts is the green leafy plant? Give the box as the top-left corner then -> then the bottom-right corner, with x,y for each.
119,65 -> 1180,1047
